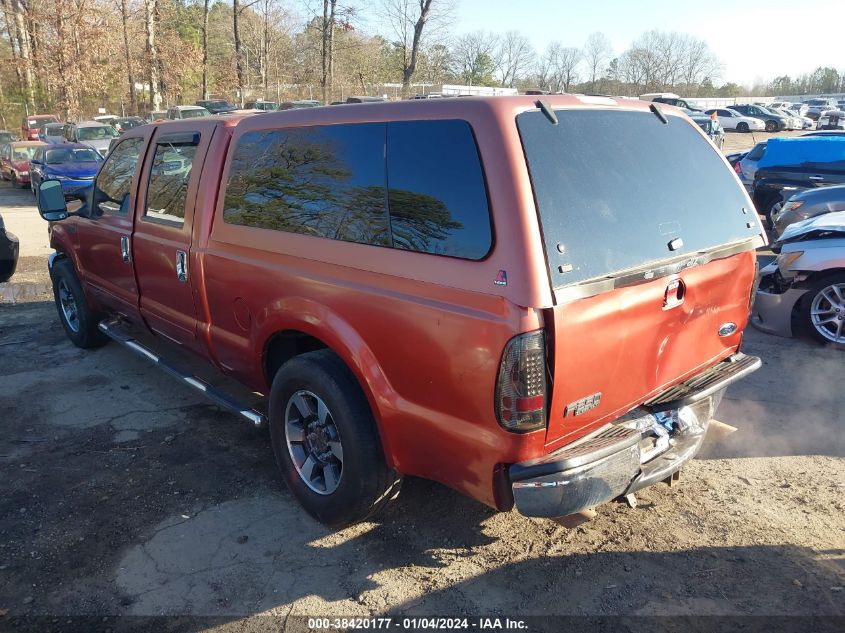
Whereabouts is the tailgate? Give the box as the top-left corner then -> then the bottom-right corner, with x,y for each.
544,250 -> 756,445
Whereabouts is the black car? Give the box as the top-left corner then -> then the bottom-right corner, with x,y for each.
752,137 -> 845,226
112,117 -> 146,133
0,212 -> 19,283
732,104 -> 789,132
195,99 -> 238,115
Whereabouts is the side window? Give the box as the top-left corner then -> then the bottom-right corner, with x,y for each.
386,120 -> 492,260
92,137 -> 144,216
143,132 -> 199,227
223,123 -> 389,246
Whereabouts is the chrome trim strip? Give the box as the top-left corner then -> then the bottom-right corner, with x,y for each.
97,320 -> 267,428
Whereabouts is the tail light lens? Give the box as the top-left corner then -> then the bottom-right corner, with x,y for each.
733,161 -> 743,177
495,331 -> 547,433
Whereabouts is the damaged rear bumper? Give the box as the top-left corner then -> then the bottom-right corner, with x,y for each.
509,353 -> 761,518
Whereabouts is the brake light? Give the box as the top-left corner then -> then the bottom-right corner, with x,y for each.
495,331 -> 547,433
734,161 -> 743,177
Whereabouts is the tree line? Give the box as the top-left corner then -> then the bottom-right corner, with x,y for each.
0,0 -> 842,125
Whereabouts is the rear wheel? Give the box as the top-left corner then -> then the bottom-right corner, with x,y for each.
50,259 -> 109,349
10,173 -> 17,188
800,274 -> 845,345
765,120 -> 777,133
737,122 -> 749,133
268,349 -> 401,527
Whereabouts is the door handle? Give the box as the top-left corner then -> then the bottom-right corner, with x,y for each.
175,250 -> 188,283
120,235 -> 131,263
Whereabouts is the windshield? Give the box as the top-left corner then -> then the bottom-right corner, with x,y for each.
45,148 -> 100,164
78,126 -> 118,140
201,101 -> 233,112
44,125 -> 64,135
12,147 -> 38,160
182,108 -> 210,118
26,117 -> 57,129
517,109 -> 758,287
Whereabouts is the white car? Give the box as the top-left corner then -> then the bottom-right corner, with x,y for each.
787,103 -> 810,117
817,110 -> 845,130
770,108 -> 803,131
705,108 -> 765,132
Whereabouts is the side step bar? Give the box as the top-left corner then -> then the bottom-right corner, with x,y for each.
98,320 -> 267,428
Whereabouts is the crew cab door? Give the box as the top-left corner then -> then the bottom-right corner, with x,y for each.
75,133 -> 150,321
132,122 -> 215,350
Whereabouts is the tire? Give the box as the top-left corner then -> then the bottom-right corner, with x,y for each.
10,173 -> 17,188
50,258 -> 109,349
765,120 -> 777,133
799,274 -> 845,345
268,349 -> 401,528
761,194 -> 782,229
737,122 -> 749,133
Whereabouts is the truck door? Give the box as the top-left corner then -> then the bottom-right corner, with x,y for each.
76,134 -> 150,322
131,122 -> 216,351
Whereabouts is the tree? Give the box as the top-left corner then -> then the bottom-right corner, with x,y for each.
383,0 -> 440,96
119,0 -> 137,113
145,0 -> 161,110
201,0 -> 209,100
536,42 -> 581,93
583,31 -> 611,92
320,0 -> 337,103
495,31 -> 534,88
452,31 -> 499,86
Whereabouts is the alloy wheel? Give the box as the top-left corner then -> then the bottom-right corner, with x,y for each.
284,390 -> 343,495
58,278 -> 80,333
810,283 -> 845,344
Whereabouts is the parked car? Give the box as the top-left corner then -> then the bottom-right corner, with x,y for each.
244,100 -> 278,111
21,115 -> 59,141
38,123 -> 67,144
753,210 -> 845,345
731,104 -> 788,132
735,141 -> 767,192
63,121 -> 119,157
146,111 -> 168,123
113,117 -> 146,133
277,100 -> 322,110
195,99 -> 237,115
752,136 -> 845,225
769,108 -> 803,131
768,101 -> 795,111
0,140 -> 45,187
705,108 -> 765,133
803,130 -> 845,138
817,110 -> 845,130
29,143 -> 103,197
803,98 -> 839,120
0,213 -> 19,283
36,96 -> 764,527
786,103 -> 810,117
343,96 -> 385,104
640,93 -> 702,111
0,130 -> 18,143
167,105 -> 211,120
772,184 -> 845,236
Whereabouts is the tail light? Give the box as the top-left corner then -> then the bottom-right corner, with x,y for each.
733,161 -> 743,177
495,331 -> 547,433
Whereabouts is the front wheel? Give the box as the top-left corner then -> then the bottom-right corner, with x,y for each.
737,122 -> 749,133
268,349 -> 401,528
800,274 -> 845,345
765,120 -> 777,133
50,258 -> 109,348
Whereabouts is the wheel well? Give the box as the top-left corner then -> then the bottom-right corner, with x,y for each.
264,330 -> 328,385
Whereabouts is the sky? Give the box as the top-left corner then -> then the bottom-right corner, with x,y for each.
446,0 -> 844,86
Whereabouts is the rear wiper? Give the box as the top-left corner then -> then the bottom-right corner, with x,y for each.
536,100 -> 558,125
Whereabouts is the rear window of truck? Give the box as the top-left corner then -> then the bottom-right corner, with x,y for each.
222,120 -> 492,260
517,108 -> 757,288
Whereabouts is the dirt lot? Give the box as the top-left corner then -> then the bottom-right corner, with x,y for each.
0,166 -> 843,631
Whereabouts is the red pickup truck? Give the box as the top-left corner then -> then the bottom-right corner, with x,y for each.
37,96 -> 764,527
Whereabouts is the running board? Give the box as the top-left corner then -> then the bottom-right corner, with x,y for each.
98,320 -> 267,428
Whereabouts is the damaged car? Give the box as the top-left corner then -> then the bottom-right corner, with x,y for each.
752,211 -> 845,345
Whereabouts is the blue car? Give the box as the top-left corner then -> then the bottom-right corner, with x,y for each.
29,143 -> 103,197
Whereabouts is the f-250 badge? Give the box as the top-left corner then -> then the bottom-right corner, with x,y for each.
564,392 -> 602,417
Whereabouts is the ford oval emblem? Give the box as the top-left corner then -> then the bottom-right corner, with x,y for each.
718,322 -> 738,337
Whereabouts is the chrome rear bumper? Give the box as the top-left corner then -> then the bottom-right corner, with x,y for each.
509,353 -> 761,518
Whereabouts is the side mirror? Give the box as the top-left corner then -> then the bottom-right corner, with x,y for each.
37,180 -> 68,221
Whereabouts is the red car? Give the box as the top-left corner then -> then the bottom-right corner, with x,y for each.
0,140 -> 45,187
21,114 -> 59,141
37,96 -> 764,528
